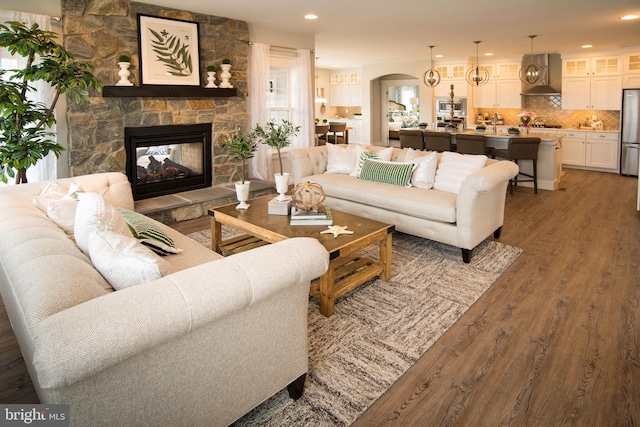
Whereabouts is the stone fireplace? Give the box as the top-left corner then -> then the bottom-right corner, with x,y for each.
125,123 -> 212,200
62,0 -> 249,187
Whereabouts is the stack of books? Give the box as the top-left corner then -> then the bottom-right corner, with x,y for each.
290,205 -> 333,226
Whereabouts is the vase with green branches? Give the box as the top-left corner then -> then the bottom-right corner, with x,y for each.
222,128 -> 258,209
0,21 -> 102,184
252,119 -> 300,201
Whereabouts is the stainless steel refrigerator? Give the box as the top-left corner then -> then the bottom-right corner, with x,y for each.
621,89 -> 640,176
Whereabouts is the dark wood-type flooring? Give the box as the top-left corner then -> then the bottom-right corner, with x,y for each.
1,169 -> 639,426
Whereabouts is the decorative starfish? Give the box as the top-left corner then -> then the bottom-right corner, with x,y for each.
320,225 -> 355,238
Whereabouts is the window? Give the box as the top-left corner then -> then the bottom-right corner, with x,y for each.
267,54 -> 297,123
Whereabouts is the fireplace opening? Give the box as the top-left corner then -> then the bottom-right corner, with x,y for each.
125,123 -> 212,200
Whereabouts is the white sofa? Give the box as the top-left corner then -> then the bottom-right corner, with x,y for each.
0,172 -> 329,427
289,144 -> 519,263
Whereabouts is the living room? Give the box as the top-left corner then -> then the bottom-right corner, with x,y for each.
1,0 -> 640,426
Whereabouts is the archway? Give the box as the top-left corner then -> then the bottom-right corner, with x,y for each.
370,74 -> 419,145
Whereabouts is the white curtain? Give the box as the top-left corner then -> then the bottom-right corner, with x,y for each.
0,10 -> 57,183
292,49 -> 314,149
249,42 -> 271,180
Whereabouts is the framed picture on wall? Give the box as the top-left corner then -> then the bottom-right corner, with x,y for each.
138,14 -> 200,86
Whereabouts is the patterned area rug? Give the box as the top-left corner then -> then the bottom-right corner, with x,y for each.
188,228 -> 522,426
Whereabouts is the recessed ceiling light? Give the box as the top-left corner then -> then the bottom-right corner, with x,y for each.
305,14 -> 318,20
582,44 -> 593,49
620,14 -> 639,20
435,54 -> 443,58
485,52 -> 493,56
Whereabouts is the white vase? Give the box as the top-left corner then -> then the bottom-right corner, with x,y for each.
274,173 -> 291,202
116,62 -> 133,86
219,63 -> 233,88
205,71 -> 217,88
235,181 -> 251,210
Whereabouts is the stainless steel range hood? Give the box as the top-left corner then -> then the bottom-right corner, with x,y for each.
521,53 -> 562,96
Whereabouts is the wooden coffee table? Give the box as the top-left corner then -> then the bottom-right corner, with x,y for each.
208,196 -> 394,317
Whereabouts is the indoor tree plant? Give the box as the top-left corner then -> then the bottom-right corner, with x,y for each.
0,21 -> 103,184
252,119 -> 300,202
221,128 -> 258,209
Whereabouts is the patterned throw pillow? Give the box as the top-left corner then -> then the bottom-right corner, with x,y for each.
350,145 -> 393,177
358,159 -> 415,187
117,208 -> 182,255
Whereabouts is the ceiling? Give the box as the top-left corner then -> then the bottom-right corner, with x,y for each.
17,0 -> 640,69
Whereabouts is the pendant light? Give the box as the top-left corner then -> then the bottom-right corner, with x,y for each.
423,45 -> 440,88
465,41 -> 489,86
314,56 -> 327,103
520,35 -> 542,84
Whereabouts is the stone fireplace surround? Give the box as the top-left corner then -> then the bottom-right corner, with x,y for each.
62,0 -> 253,198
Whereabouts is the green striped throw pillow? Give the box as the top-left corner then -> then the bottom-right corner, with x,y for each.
117,208 -> 182,255
358,159 -> 415,187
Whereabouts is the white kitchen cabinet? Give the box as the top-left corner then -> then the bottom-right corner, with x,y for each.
562,75 -> 622,110
472,61 -> 521,109
622,52 -> 640,88
563,56 -> 621,77
434,63 -> 468,97
330,69 -> 362,107
559,130 -> 619,171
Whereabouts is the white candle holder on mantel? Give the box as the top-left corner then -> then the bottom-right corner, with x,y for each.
205,71 -> 217,88
116,62 -> 133,86
219,62 -> 233,88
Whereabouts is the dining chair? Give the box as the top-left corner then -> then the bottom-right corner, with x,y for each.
455,133 -> 491,155
327,122 -> 347,144
423,131 -> 453,152
315,124 -> 330,146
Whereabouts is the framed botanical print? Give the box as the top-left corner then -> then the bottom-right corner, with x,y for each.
137,14 -> 200,86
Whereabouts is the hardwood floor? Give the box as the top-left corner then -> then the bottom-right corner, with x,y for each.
1,169 -> 639,426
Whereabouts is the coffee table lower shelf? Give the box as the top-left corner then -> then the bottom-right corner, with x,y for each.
309,255 -> 383,308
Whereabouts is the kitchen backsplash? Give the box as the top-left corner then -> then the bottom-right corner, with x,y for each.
475,95 -> 620,130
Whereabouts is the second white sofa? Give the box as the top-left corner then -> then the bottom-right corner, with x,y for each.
289,144 -> 519,263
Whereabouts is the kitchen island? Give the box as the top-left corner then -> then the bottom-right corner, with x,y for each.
451,131 -> 563,191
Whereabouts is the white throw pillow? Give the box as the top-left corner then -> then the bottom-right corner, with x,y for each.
88,229 -> 174,290
350,145 -> 393,177
325,143 -> 356,174
405,149 -> 438,189
433,152 -> 487,194
74,192 -> 130,255
47,199 -> 80,236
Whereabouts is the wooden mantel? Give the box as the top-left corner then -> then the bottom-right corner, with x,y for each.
102,85 -> 237,98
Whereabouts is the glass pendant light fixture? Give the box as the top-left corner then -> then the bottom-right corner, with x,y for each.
465,41 -> 490,86
520,35 -> 542,84
423,45 -> 440,88
314,56 -> 327,103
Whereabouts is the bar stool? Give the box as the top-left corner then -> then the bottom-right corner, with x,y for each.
398,129 -> 425,150
455,134 -> 491,155
491,137 -> 541,194
423,131 -> 453,152
315,124 -> 329,146
327,122 -> 347,144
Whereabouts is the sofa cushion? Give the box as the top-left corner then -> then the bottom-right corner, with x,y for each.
358,159 -> 415,187
325,143 -> 356,174
350,145 -> 393,177
405,149 -> 437,189
88,229 -> 174,290
305,173 -> 458,223
74,192 -> 131,255
433,152 -> 487,194
118,208 -> 182,255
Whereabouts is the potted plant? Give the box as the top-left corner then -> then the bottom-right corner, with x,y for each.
116,54 -> 133,86
118,54 -> 131,63
0,21 -> 102,184
476,123 -> 486,133
418,122 -> 429,129
221,128 -> 258,209
252,119 -> 300,201
508,127 -> 520,135
219,58 -> 232,88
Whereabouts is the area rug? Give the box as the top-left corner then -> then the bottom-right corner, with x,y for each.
187,228 -> 522,426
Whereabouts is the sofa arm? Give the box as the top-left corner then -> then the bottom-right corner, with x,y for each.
31,237 -> 329,390
455,160 -> 519,247
288,146 -> 328,184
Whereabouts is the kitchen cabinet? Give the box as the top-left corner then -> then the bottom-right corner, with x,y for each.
472,61 -> 521,109
562,55 -> 622,110
434,63 -> 468,97
559,130 -> 619,171
330,69 -> 361,107
562,75 -> 622,110
623,52 -> 640,88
